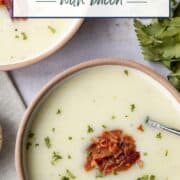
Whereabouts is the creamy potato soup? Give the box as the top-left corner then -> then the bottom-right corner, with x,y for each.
24,65 -> 180,180
0,6 -> 75,65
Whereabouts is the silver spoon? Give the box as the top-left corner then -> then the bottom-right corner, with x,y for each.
145,117 -> 180,136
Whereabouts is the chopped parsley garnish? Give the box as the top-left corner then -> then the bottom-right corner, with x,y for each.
137,174 -> 156,180
26,142 -> 32,150
56,108 -> 62,114
96,172 -> 104,178
48,25 -> 56,34
165,150 -> 168,156
21,32 -> 28,40
150,175 -> 156,180
15,35 -> 19,39
130,104 -> 136,112
52,128 -> 55,132
51,151 -> 62,165
66,169 -> 76,179
28,132 -> 35,139
143,152 -> 148,156
111,115 -> 116,120
67,154 -> 72,159
44,136 -> 51,148
145,116 -> 150,124
102,125 -> 107,129
87,125 -> 94,133
61,176 -> 69,180
124,69 -> 129,76
156,132 -> 162,139
68,136 -> 72,140
35,143 -> 39,147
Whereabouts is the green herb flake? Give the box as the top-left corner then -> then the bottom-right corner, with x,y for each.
137,174 -> 156,180
87,125 -> 94,133
124,69 -> 129,76
21,32 -> 28,40
51,151 -> 62,165
56,108 -> 62,114
137,175 -> 149,180
68,136 -> 72,140
61,176 -> 69,180
102,125 -> 107,129
66,169 -> 76,179
67,154 -> 72,159
145,116 -> 150,124
26,142 -> 32,150
156,132 -> 162,139
130,104 -> 136,112
143,152 -> 148,156
35,143 -> 39,147
150,175 -> 156,180
165,150 -> 168,156
52,128 -> 55,132
111,115 -> 116,120
28,132 -> 35,139
48,25 -> 56,34
96,172 -> 104,178
15,35 -> 19,39
44,136 -> 51,148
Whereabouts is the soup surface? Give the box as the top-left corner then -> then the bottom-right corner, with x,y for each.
25,65 -> 180,180
0,6 -> 75,65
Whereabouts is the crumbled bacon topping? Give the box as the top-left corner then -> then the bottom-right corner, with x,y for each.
137,124 -> 144,132
84,129 -> 140,175
137,159 -> 144,169
0,0 -> 4,5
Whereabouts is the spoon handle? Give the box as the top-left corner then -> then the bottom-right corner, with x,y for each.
145,117 -> 180,136
160,125 -> 180,136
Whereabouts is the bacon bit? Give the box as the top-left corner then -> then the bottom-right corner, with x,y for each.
0,0 -> 4,5
137,159 -> 144,169
137,124 -> 144,132
84,129 -> 140,175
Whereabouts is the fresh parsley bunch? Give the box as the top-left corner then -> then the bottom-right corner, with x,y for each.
134,0 -> 180,91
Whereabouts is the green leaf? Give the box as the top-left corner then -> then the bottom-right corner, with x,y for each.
134,0 -> 180,91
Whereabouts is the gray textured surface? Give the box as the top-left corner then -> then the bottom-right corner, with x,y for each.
0,72 -> 25,180
11,19 -> 169,105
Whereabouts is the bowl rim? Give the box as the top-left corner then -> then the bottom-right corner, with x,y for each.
0,19 -> 83,71
15,58 -> 180,180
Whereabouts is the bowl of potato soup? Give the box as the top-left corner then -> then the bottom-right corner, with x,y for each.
0,2 -> 83,70
15,59 -> 180,180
